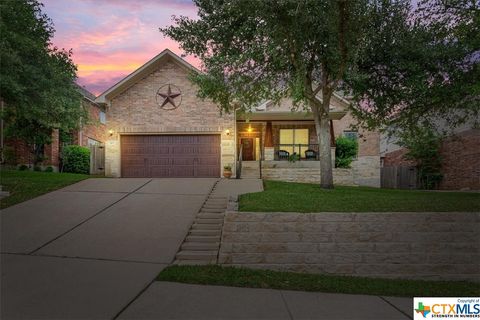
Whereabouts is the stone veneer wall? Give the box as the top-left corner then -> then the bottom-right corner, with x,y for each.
262,156 -> 380,187
104,58 -> 235,177
219,211 -> 480,282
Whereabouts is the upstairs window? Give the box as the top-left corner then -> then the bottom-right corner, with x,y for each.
99,111 -> 106,124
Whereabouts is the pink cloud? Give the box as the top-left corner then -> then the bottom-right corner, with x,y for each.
42,0 -> 199,96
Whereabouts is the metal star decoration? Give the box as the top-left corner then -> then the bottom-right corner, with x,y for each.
156,84 -> 182,110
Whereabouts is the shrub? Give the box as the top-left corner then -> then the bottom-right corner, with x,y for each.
288,153 -> 300,163
62,145 -> 90,174
33,166 -> 42,171
398,126 -> 443,189
18,164 -> 29,171
44,166 -> 54,172
335,136 -> 358,168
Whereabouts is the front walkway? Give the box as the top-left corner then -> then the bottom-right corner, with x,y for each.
118,282 -> 412,320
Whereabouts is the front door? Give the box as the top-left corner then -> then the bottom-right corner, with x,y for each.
241,138 -> 254,161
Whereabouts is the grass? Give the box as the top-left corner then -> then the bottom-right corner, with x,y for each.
157,265 -> 480,297
239,180 -> 480,212
0,169 -> 91,209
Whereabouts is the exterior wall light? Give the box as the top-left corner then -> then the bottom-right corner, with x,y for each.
247,126 -> 253,133
108,129 -> 114,136
225,129 -> 230,136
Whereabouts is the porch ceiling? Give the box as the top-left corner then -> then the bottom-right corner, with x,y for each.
237,111 -> 346,121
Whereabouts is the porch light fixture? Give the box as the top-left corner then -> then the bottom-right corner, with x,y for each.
247,126 -> 253,133
108,129 -> 114,136
225,129 -> 230,136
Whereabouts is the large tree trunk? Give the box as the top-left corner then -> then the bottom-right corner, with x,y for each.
310,98 -> 334,189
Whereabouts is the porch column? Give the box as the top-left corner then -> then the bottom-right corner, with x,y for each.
264,121 -> 274,160
330,120 -> 336,165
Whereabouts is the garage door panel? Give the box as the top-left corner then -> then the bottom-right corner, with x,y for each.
121,135 -> 220,178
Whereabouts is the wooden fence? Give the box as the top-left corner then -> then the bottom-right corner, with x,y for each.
381,166 -> 418,189
89,144 -> 105,175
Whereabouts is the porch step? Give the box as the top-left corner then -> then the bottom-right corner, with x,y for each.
185,235 -> 220,243
175,250 -> 217,261
181,242 -> 220,251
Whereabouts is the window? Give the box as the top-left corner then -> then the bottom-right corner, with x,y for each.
279,128 -> 309,156
343,131 -> 358,141
99,111 -> 106,124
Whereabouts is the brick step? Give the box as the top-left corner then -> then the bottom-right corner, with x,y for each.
197,213 -> 224,219
194,218 -> 224,224
192,223 -> 222,230
175,250 -> 217,260
185,235 -> 220,243
200,208 -> 225,213
204,201 -> 227,206
181,242 -> 219,251
202,205 -> 227,209
189,229 -> 221,237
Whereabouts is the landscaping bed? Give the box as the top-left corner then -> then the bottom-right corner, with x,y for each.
157,265 -> 480,297
239,180 -> 480,212
0,170 -> 91,209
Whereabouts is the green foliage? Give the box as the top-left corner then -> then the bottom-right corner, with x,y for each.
62,145 -> 90,174
398,127 -> 443,190
288,153 -> 300,163
347,0 -> 479,131
1,170 -> 90,209
223,165 -> 232,171
335,136 -> 358,168
44,166 -> 54,172
0,0 -> 85,163
158,265 -> 480,297
18,164 -> 29,171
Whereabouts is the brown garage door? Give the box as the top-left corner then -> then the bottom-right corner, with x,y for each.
121,135 -> 220,178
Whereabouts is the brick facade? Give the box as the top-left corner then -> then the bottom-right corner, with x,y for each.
73,100 -> 107,146
382,129 -> 480,190
104,56 -> 235,177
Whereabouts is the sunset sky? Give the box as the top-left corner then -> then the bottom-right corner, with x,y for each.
42,0 -> 199,96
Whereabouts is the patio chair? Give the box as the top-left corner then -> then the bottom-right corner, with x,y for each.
304,149 -> 317,160
277,150 -> 290,160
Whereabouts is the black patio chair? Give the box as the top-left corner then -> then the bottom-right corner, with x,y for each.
277,150 -> 290,160
305,149 -> 317,160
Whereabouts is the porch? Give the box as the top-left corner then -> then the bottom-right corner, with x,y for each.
235,120 -> 336,179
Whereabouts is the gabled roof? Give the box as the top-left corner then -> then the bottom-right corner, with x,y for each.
75,83 -> 97,103
96,49 -> 199,104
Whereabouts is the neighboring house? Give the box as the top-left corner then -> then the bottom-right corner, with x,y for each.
380,120 -> 480,190
96,49 -> 380,186
2,85 -> 106,170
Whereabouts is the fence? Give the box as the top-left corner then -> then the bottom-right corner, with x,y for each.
381,166 -> 418,189
89,144 -> 105,175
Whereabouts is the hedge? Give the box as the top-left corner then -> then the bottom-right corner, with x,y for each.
62,145 -> 90,174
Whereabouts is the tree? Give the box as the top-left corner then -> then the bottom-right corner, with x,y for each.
162,0 -> 391,188
347,0 -> 479,133
0,0 -> 84,164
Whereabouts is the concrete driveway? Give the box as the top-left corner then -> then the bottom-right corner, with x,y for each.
1,178 -> 217,319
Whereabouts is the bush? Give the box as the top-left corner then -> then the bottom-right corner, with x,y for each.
44,166 -> 54,172
33,166 -> 42,171
335,136 -> 358,168
62,145 -> 90,174
18,164 -> 29,171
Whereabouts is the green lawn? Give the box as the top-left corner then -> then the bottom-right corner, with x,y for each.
157,265 -> 480,297
0,169 -> 91,209
239,180 -> 480,212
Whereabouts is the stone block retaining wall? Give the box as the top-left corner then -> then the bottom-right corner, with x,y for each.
262,156 -> 380,187
219,211 -> 480,282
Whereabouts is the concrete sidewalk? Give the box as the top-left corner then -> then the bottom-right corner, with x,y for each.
118,282 -> 412,320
